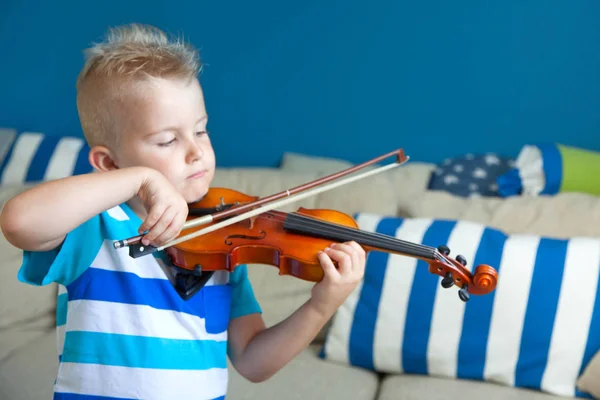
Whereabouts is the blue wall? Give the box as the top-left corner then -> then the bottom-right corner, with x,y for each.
1,1 -> 599,167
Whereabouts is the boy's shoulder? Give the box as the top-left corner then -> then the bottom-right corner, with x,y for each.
17,202 -> 144,287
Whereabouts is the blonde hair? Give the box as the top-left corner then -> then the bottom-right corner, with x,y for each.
76,23 -> 201,147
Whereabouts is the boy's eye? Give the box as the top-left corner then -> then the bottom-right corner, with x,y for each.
196,130 -> 209,136
158,138 -> 176,147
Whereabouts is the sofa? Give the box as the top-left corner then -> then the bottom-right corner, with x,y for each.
1,150 -> 600,400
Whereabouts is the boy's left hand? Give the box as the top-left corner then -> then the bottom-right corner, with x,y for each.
310,241 -> 366,318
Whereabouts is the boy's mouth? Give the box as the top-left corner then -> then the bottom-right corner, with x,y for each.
187,170 -> 207,180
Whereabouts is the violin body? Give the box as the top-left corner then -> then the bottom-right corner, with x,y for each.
166,188 -> 361,283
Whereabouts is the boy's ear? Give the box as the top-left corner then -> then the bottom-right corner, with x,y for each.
88,145 -> 119,172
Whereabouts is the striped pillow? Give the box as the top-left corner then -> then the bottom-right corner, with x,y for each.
0,131 -> 93,184
320,213 -> 600,399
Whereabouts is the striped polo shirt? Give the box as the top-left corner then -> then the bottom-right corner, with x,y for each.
18,203 -> 262,399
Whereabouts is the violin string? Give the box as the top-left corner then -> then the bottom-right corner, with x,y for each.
269,211 -> 437,259
225,209 -> 437,257
213,205 -> 442,261
258,211 -> 435,254
231,211 -> 464,273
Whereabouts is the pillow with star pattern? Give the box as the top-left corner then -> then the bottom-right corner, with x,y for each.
427,153 -> 515,197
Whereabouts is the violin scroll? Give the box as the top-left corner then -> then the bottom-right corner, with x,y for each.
429,245 -> 498,302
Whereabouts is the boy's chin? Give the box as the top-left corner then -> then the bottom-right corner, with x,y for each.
182,187 -> 210,204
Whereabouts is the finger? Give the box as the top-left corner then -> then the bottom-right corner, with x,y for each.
347,241 -> 364,274
138,204 -> 166,235
347,241 -> 366,263
353,242 -> 367,279
317,251 -> 338,282
338,241 -> 365,276
329,242 -> 358,273
152,209 -> 187,246
324,246 -> 352,276
151,216 -> 182,246
143,206 -> 177,245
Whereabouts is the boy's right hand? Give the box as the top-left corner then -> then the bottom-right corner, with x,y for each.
136,170 -> 189,247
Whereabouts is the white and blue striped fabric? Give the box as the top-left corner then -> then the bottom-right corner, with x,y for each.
321,213 -> 600,399
0,131 -> 93,184
18,202 -> 261,399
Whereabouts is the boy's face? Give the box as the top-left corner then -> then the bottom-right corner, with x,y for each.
109,76 -> 216,203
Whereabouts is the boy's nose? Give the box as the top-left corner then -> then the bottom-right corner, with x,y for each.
186,142 -> 204,163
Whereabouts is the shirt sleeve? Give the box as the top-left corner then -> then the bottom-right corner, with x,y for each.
17,214 -> 104,287
229,264 -> 262,319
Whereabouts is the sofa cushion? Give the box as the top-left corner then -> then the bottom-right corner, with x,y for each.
321,213 -> 600,399
0,128 -> 17,166
427,153 -> 514,198
0,131 -> 92,185
227,344 -> 379,400
577,350 -> 600,399
496,143 -> 600,197
0,330 -> 58,400
212,168 -> 319,211
404,190 -> 600,239
378,375 -> 572,400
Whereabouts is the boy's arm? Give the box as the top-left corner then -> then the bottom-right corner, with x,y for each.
227,242 -> 365,383
0,166 -> 187,251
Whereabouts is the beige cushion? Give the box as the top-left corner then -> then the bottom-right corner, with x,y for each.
405,190 -> 600,238
281,151 -> 370,175
0,330 -> 57,400
0,329 -> 53,364
211,167 -> 320,212
378,374 -> 575,400
227,344 -> 378,400
577,351 -> 600,399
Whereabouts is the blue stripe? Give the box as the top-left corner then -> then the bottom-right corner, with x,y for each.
55,393 -> 136,400
61,331 -> 227,370
54,392 -> 225,399
348,217 -> 404,370
539,143 -> 563,195
68,267 -> 208,319
575,389 -> 594,399
57,293 -> 68,326
401,220 -> 456,374
25,135 -> 60,181
73,143 -> 92,175
456,227 -> 507,380
515,238 -> 567,390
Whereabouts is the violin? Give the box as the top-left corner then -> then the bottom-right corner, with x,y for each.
113,149 -> 498,301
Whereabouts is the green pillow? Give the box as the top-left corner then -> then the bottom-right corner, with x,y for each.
497,143 -> 600,196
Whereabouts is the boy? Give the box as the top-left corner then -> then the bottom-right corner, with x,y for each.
0,23 -> 366,399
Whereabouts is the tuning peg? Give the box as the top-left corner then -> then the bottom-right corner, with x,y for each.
458,285 -> 470,302
456,255 -> 467,266
441,272 -> 454,288
437,245 -> 450,255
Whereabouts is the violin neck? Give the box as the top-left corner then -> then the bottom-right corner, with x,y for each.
283,213 -> 437,261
